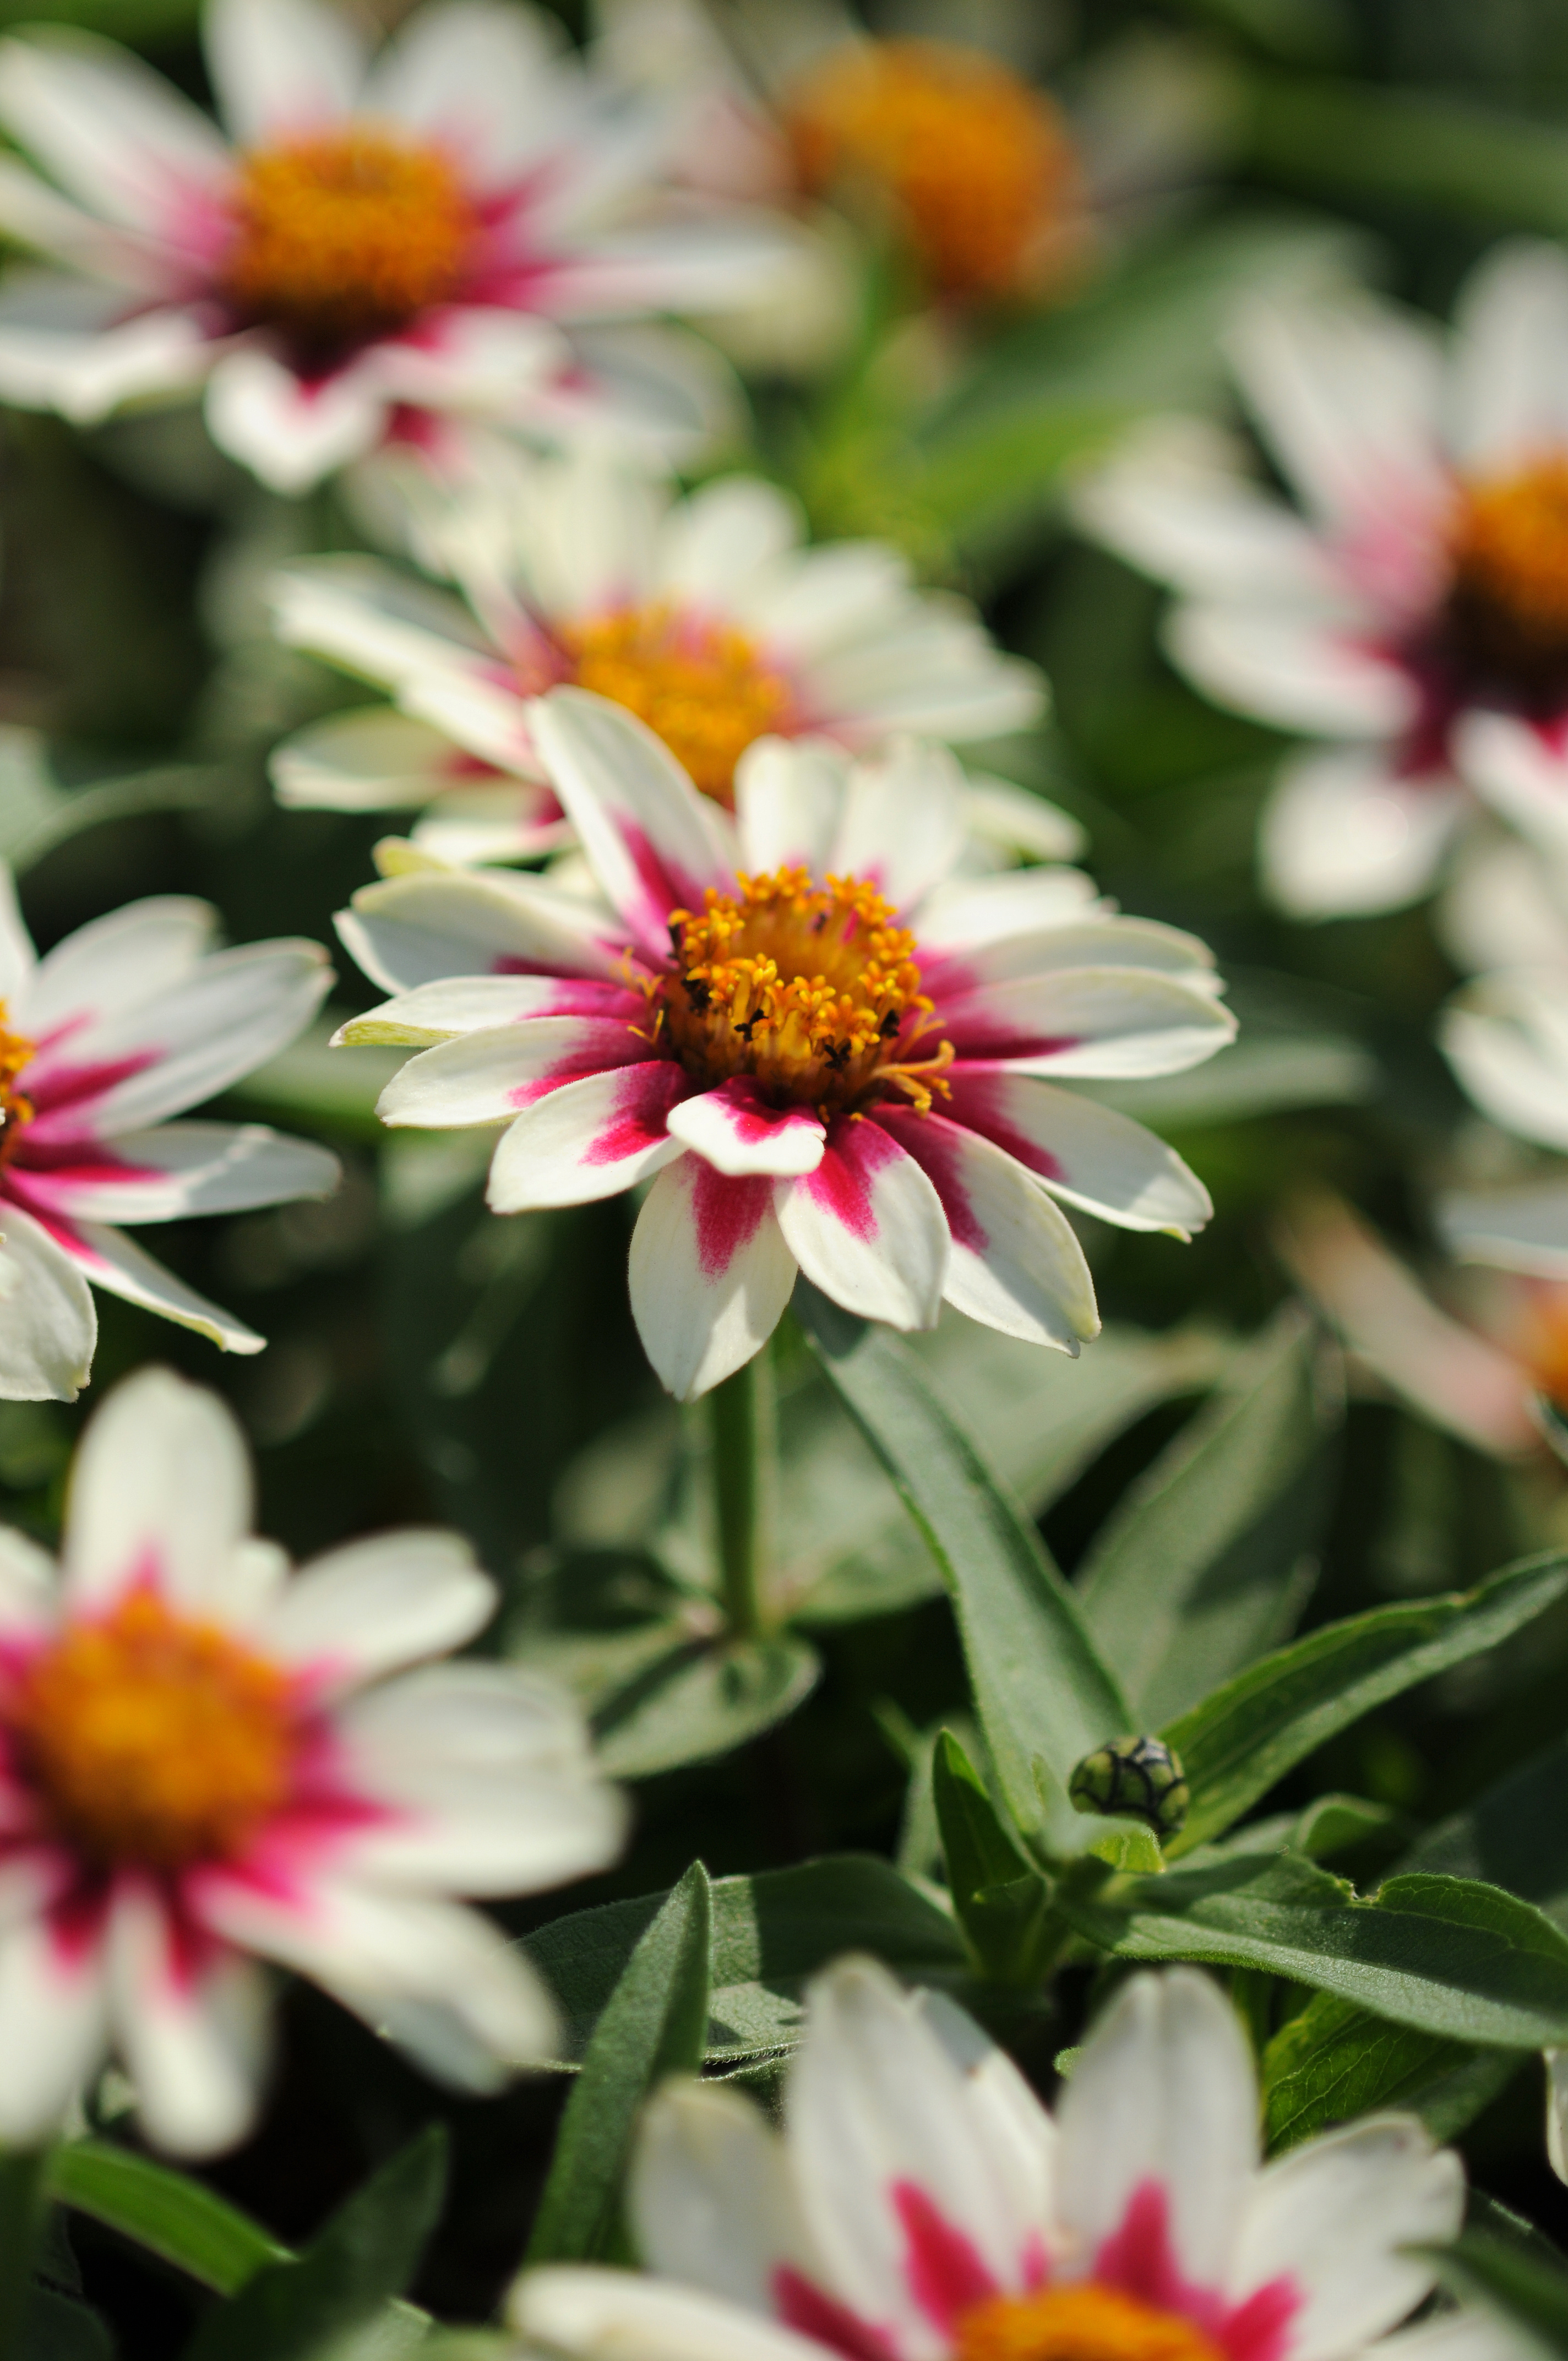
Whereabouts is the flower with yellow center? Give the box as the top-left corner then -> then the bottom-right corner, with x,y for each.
559,607 -> 797,809
509,1960 -> 1477,2361
786,39 -> 1081,302
0,1364 -> 626,2158
1446,458 -> 1568,693
222,127 -> 476,352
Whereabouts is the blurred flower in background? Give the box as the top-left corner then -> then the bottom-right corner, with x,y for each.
0,868 -> 336,1401
334,691 -> 1228,1400
269,444 -> 1058,865
1077,243 -> 1568,920
0,0 -> 793,493
0,1366 -> 625,2156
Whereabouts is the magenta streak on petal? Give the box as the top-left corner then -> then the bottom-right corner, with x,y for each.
581,1060 -> 693,1168
798,1115 -> 901,1242
708,1076 -> 821,1147
938,1002 -> 1081,1065
618,821 -> 725,954
773,2268 -> 901,2361
943,1065 -> 1064,1183
691,1164 -> 771,1280
505,1022 -> 652,1108
892,2182 -> 1000,2332
20,1049 -> 157,1145
0,1193 -> 107,1274
1093,2183 -> 1299,2361
872,1109 -> 987,1253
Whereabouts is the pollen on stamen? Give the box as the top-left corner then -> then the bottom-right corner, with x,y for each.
955,2284 -> 1227,2361
0,1000 -> 36,1167
7,1589 -> 296,1872
1446,456 -> 1568,692
221,126 -> 477,350
651,867 -> 952,1114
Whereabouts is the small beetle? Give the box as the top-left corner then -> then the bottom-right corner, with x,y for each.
1069,1734 -> 1189,1841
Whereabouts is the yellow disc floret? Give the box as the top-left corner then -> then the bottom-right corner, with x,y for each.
1449,458 -> 1568,684
786,39 -> 1080,302
651,867 -> 951,1113
0,1000 -> 34,1166
222,127 -> 476,349
955,2286 -> 1226,2361
10,1588 -> 295,1870
559,605 -> 797,809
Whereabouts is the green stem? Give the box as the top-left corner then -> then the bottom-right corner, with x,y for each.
710,1353 -> 772,1642
0,2145 -> 48,2351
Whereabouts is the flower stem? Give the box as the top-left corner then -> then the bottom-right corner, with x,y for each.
0,2144 -> 47,2351
710,1352 -> 774,1642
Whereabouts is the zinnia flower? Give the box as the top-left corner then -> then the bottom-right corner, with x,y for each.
269,447 -> 1054,866
0,1364 -> 625,2156
333,690 -> 1231,1400
510,1957 -> 1499,2361
0,867 -> 336,1401
1076,242 -> 1568,918
0,0 -> 788,493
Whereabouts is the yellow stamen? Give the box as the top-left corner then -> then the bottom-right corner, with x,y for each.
785,39 -> 1081,302
548,605 -> 796,809
652,866 -> 951,1113
1449,458 -> 1568,673
9,1589 -> 294,1870
956,2286 -> 1226,2361
0,1000 -> 35,1166
222,127 -> 476,347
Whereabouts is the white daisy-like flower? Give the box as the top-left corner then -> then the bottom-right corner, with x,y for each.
0,0 -> 790,494
331,690 -> 1231,1400
510,1957 -> 1506,2361
0,866 -> 337,1402
1076,241 -> 1568,919
268,446 -> 1059,868
0,1364 -> 625,2157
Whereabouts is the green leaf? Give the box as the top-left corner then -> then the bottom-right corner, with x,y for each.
0,728 -> 211,873
1163,1551 -> 1568,1854
527,1863 -> 711,2266
1261,1990 -> 1518,2156
181,2128 -> 444,2361
1428,2230 -> 1568,2357
1405,1733 -> 1568,1930
1079,1308 -> 1339,1724
527,1854 -> 965,2070
932,1730 -> 1054,1985
1063,1855 -> 1568,2047
49,2142 -> 286,2297
594,1637 -> 821,1778
0,2150 -> 48,2359
797,1288 -> 1131,1859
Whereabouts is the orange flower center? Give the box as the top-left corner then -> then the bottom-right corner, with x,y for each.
1446,458 -> 1568,686
955,2286 -> 1226,2361
222,126 -> 477,349
785,39 -> 1080,301
8,1589 -> 295,1870
648,867 -> 951,1113
0,1001 -> 34,1166
552,606 -> 797,809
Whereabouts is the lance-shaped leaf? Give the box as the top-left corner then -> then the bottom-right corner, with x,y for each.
797,1287 -> 1130,1858
527,1862 -> 712,2265
1406,1732 -> 1568,1929
48,2141 -> 287,2295
1163,1551 -> 1568,1854
1261,1990 -> 1518,2155
1079,1307 -> 1340,1724
933,1729 -> 1055,1985
182,2128 -> 443,2361
1063,1856 -> 1568,2047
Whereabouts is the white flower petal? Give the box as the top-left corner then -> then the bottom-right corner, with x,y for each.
1450,240 -> 1568,471
204,0 -> 365,141
1055,1967 -> 1256,2288
654,474 -> 802,603
750,543 -> 912,662
63,1364 -> 252,1612
774,1117 -> 949,1332
665,1080 -> 826,1178
914,868 -> 1104,953
1441,972 -> 1568,1151
0,1911 -> 108,2146
339,973 -> 639,1048
511,2268 -> 830,2361
0,857 -> 36,1002
205,348 -> 387,497
1260,748 -> 1463,918
1437,1179 -> 1568,1277
930,916 -> 1218,996
364,0 -> 567,187
0,279 -> 214,420
829,739 -> 967,915
1074,415 -> 1341,600
262,1529 -> 494,1688
0,27 -> 230,232
337,864 -> 627,994
109,1880 -> 267,2158
20,892 -> 214,1035
1167,602 -> 1413,737
487,1063 -> 690,1211
733,736 -> 848,875
630,2082 -> 815,2311
941,969 -> 1237,1079
9,1122 -> 339,1226
47,1221 -> 264,1354
1457,710 -> 1568,860
628,1152 -> 797,1400
378,1018 -> 650,1130
271,706 -> 475,814
943,1069 -> 1214,1236
0,1203 -> 95,1402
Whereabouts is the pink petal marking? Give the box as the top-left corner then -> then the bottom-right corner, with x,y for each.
943,1065 -> 1064,1183
1093,2183 -> 1299,2361
872,1109 -> 986,1253
621,820 -> 725,953
691,1163 -> 772,1278
794,1113 -> 902,1242
23,1047 -> 157,1140
506,1020 -> 651,1108
773,2267 -> 900,2361
581,1060 -> 694,1168
939,1001 -> 1081,1065
892,2181 -> 1001,2332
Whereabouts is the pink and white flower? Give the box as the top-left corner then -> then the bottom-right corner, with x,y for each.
510,1957 -> 1498,2361
0,0 -> 790,494
269,445 -> 1057,867
333,690 -> 1231,1399
0,867 -> 337,1401
0,1364 -> 625,2156
1076,242 -> 1568,918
